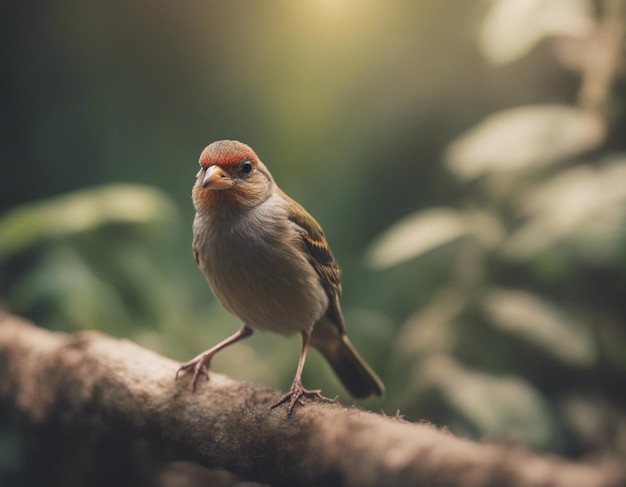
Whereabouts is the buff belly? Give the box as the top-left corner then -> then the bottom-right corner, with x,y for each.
194,212 -> 328,335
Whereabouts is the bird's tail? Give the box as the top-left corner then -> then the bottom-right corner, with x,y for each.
311,321 -> 384,399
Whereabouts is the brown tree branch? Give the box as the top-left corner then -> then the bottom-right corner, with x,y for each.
0,312 -> 623,487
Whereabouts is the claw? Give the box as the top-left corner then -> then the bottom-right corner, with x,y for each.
176,354 -> 212,392
271,380 -> 334,417
176,326 -> 253,392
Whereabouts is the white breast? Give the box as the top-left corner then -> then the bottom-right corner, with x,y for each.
193,194 -> 328,335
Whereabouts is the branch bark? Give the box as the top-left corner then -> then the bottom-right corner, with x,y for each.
0,312 -> 623,487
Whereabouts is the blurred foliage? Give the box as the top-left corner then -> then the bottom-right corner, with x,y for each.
365,0 -> 626,456
1,1 -> 625,482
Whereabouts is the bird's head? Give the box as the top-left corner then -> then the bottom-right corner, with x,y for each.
192,140 -> 274,212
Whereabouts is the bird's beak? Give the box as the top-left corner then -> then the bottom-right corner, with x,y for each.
202,165 -> 233,190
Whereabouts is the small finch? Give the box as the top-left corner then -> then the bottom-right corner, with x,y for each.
177,140 -> 384,415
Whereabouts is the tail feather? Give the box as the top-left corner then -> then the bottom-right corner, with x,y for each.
311,321 -> 384,398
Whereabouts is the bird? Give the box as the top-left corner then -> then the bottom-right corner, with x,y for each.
177,140 -> 384,415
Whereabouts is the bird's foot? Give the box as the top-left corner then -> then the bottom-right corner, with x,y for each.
271,380 -> 334,417
176,352 -> 213,392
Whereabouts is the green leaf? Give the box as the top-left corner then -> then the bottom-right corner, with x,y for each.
503,158 -> 626,261
366,207 -> 503,269
483,288 -> 596,367
445,105 -> 605,180
365,208 -> 468,269
422,355 -> 557,449
0,184 -> 177,261
8,246 -> 132,332
479,0 -> 593,65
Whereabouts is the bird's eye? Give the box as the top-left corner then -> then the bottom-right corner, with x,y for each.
241,161 -> 253,175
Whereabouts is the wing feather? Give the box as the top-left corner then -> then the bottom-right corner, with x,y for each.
282,192 -> 346,334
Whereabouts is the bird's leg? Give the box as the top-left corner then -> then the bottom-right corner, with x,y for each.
271,331 -> 333,416
176,326 -> 253,392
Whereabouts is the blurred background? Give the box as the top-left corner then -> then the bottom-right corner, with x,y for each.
1,0 -> 625,481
